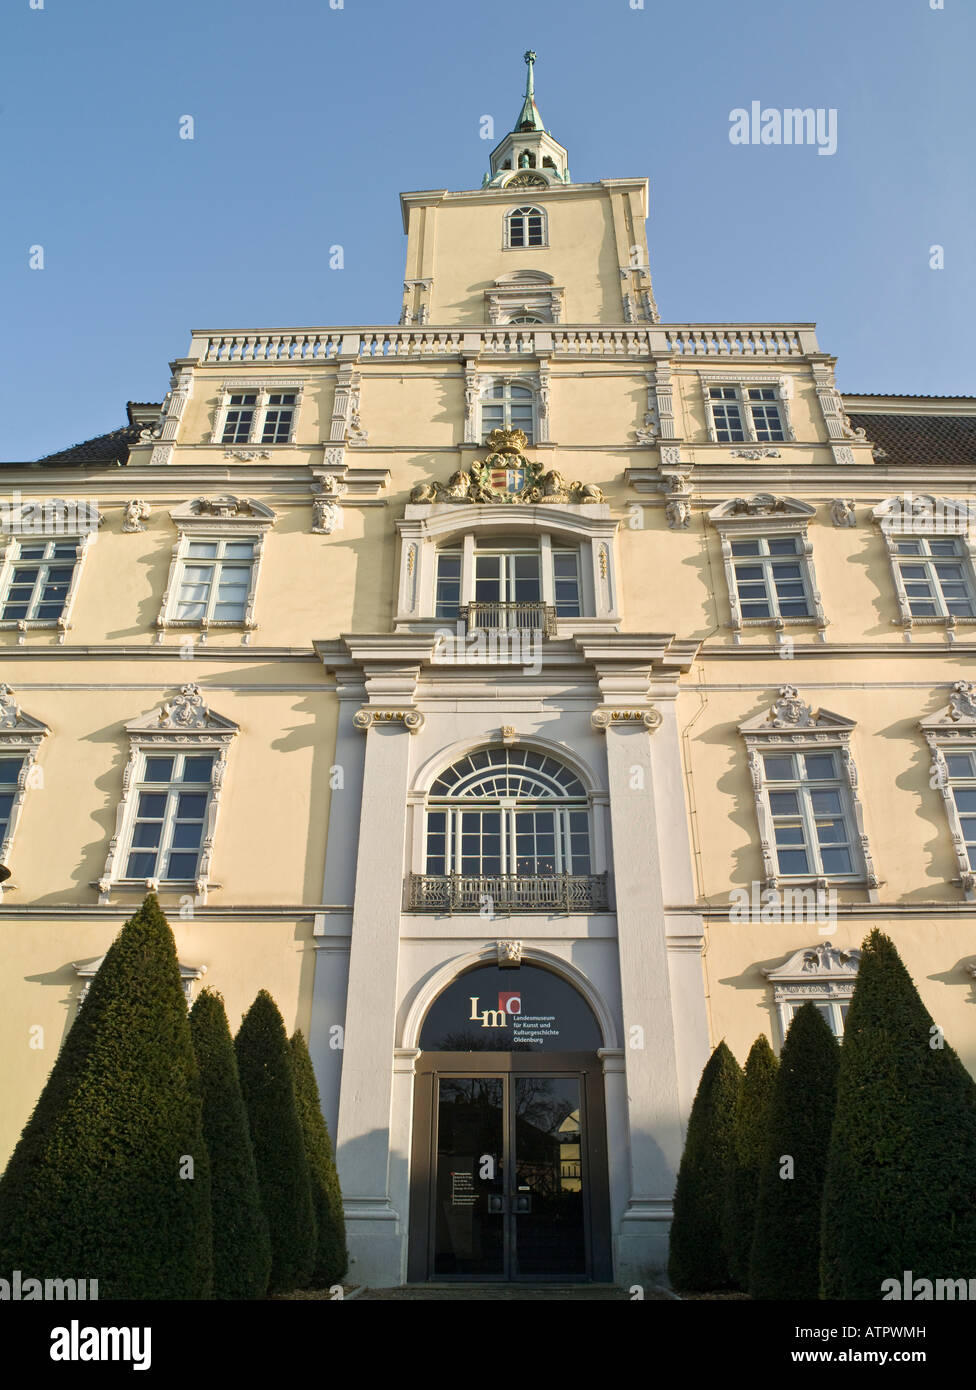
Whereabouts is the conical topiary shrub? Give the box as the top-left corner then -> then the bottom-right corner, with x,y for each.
235,991 -> 316,1293
668,1040 -> 742,1292
749,1003 -> 839,1299
821,929 -> 976,1300
726,1034 -> 779,1289
190,989 -> 272,1299
290,1030 -> 347,1287
0,894 -> 213,1299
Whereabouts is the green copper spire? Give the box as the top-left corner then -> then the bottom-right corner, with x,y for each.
514,49 -> 545,133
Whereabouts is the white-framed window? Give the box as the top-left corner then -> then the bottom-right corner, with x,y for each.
708,496 -> 825,636
729,535 -> 813,620
98,684 -> 238,905
0,683 -> 48,895
782,998 -> 849,1038
504,205 -> 548,249
433,535 -> 583,629
481,380 -> 536,443
760,749 -> 858,879
700,375 -> 795,444
740,686 -> 879,898
173,537 -> 257,624
158,497 -> 276,639
211,381 -> 304,447
872,496 -> 976,636
921,680 -> 976,900
0,512 -> 99,636
891,536 -> 975,619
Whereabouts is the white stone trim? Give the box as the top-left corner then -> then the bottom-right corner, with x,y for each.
763,941 -> 861,1042
0,684 -> 48,896
97,684 -> 238,906
739,686 -> 880,900
872,496 -> 976,636
0,519 -> 100,643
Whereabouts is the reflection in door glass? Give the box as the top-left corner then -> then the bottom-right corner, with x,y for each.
514,1077 -> 586,1277
434,1078 -> 504,1277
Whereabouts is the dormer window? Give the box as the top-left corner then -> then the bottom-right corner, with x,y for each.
505,206 -> 547,249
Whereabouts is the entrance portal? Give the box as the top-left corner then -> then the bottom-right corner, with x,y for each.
407,964 -> 613,1282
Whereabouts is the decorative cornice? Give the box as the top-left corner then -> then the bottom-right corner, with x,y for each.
353,708 -> 425,733
591,707 -> 662,731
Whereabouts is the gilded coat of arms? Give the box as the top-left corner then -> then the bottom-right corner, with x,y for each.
409,430 -> 604,506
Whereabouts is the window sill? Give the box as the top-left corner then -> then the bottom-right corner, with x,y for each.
0,619 -> 69,631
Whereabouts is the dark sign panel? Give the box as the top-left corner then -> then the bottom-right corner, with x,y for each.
419,963 -> 602,1052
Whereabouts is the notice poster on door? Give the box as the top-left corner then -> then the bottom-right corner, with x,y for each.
450,1170 -> 477,1207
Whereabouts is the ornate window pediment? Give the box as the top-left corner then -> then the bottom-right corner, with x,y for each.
740,686 -> 879,900
708,496 -> 826,637
486,269 -> 562,325
98,684 -> 238,906
74,955 -> 206,1007
763,941 -> 861,1040
158,497 -> 276,641
920,680 -> 976,900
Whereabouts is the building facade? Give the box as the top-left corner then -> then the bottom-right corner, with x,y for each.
3,55 -> 976,1287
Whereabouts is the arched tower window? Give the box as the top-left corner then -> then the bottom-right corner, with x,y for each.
424,747 -> 591,879
481,379 -> 535,442
505,206 -> 547,249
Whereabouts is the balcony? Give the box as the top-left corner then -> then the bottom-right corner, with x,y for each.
458,602 -> 557,636
405,872 -> 611,915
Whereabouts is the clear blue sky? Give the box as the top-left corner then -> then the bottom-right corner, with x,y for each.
2,0 -> 973,460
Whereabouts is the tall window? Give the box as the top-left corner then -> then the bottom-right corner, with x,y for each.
174,539 -> 255,624
0,757 -> 24,843
260,392 -> 297,443
762,750 -> 857,878
221,393 -> 257,444
944,749 -> 976,870
434,539 -> 581,624
424,748 -> 591,877
124,752 -> 215,882
704,382 -> 790,443
892,537 -> 976,618
214,384 -> 301,446
481,381 -> 535,443
0,539 -> 78,622
505,206 -> 547,248
730,536 -> 812,620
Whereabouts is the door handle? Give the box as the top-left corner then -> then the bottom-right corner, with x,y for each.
487,1194 -> 505,1214
514,1193 -> 532,1214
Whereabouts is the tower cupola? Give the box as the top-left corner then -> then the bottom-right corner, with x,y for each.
483,51 -> 571,189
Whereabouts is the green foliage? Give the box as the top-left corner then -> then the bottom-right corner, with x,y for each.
190,990 -> 272,1299
235,991 -> 316,1293
668,1040 -> 742,1292
0,895 -> 213,1299
290,1030 -> 348,1286
821,930 -> 976,1300
749,1004 -> 839,1299
726,1034 -> 779,1289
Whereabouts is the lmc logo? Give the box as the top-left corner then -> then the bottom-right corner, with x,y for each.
469,992 -> 522,1028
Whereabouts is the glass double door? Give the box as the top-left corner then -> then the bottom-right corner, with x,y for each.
432,1071 -> 587,1281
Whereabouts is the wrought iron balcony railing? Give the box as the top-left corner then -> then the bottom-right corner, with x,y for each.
405,872 -> 610,915
458,602 -> 557,636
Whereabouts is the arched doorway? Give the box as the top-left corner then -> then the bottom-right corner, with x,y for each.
406,962 -> 613,1283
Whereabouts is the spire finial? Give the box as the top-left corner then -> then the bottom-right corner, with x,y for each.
524,50 -> 536,98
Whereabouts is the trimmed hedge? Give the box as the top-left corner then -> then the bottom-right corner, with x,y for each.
235,991 -> 316,1293
290,1030 -> 348,1287
190,989 -> 272,1299
749,1004 -> 839,1299
821,929 -> 976,1299
727,1034 -> 779,1289
0,895 -> 213,1299
668,1040 -> 742,1292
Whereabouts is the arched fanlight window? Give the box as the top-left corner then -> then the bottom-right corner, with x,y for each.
505,206 -> 547,249
424,747 -> 591,877
507,314 -> 545,325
